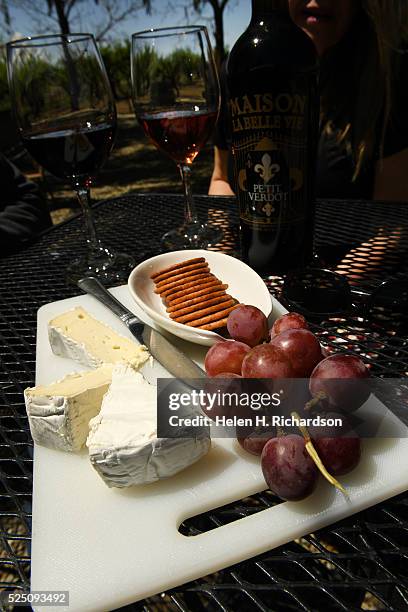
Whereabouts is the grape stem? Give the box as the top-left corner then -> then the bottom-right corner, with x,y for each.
304,391 -> 327,411
291,411 -> 348,498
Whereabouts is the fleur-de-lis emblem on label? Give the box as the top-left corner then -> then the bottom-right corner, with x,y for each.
262,203 -> 274,217
254,154 -> 280,184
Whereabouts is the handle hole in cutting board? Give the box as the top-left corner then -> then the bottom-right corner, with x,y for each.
178,489 -> 283,536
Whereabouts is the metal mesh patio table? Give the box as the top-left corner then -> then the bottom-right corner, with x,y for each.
0,194 -> 407,611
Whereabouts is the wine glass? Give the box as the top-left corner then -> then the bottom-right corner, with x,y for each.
131,26 -> 222,249
7,33 -> 134,284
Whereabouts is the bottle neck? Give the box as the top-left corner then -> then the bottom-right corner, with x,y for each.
251,0 -> 284,16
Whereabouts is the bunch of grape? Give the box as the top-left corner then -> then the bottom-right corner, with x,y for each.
204,305 -> 370,502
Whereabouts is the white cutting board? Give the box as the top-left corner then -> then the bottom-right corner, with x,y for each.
31,286 -> 408,612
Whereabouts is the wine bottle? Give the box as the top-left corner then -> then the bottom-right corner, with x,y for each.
226,0 -> 319,274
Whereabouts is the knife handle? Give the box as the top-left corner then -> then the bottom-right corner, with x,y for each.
77,277 -> 138,323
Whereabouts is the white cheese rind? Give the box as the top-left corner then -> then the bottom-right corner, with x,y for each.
48,306 -> 149,369
25,366 -> 113,452
48,324 -> 101,368
87,364 -> 211,487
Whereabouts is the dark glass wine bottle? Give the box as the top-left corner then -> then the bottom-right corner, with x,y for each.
226,0 -> 319,275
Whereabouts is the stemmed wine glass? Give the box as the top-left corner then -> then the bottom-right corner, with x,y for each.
131,26 -> 222,249
7,33 -> 134,284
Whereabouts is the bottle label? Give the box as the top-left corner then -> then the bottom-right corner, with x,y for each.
229,91 -> 311,230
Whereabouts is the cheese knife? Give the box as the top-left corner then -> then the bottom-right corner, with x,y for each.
77,276 -> 206,382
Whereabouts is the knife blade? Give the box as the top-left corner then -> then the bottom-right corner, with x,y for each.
77,277 -> 206,381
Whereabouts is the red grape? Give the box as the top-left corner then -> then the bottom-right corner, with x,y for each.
241,344 -> 295,378
270,312 -> 308,339
214,373 -> 242,378
205,340 -> 250,376
309,354 -> 370,412
227,304 -> 268,347
237,429 -> 275,456
270,328 -> 322,377
309,412 -> 362,475
203,374 -> 240,421
321,346 -> 330,358
314,436 -> 361,476
261,435 -> 319,501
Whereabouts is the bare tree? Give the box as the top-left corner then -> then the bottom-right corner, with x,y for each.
0,0 -> 11,37
94,0 -> 151,41
1,0 -> 151,41
191,0 -> 232,67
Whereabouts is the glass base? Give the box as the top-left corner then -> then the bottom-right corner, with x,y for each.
66,247 -> 135,285
162,222 -> 222,250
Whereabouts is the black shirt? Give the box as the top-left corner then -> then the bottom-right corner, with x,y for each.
214,56 -> 408,200
0,154 -> 52,256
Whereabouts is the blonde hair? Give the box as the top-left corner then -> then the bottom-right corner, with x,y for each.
321,0 -> 408,178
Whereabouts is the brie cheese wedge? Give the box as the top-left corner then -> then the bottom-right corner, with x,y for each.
48,306 -> 149,369
87,363 -> 211,487
25,364 -> 114,452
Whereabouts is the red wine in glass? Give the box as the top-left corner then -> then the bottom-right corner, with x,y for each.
131,26 -> 221,249
7,33 -> 134,284
22,122 -> 115,181
139,109 -> 218,165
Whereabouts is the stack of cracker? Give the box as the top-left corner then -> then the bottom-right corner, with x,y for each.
150,257 -> 239,331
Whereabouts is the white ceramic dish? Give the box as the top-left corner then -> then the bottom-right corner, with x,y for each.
128,249 -> 286,346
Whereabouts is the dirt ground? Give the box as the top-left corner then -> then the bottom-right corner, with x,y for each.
44,107 -> 215,225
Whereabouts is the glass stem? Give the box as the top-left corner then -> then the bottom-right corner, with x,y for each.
75,184 -> 102,253
179,164 -> 199,226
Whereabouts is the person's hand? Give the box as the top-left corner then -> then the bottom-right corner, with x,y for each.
209,147 -> 235,196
